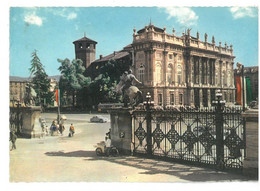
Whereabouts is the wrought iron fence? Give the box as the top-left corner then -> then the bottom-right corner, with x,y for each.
132,94 -> 245,170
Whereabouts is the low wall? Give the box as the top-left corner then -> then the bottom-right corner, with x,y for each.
109,108 -> 132,155
242,109 -> 258,178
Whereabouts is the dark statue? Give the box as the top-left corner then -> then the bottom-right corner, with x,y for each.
116,69 -> 143,107
24,83 -> 37,106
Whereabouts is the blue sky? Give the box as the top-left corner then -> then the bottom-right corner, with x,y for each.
10,7 -> 258,77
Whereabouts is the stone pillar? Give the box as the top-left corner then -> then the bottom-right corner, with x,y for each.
199,89 -> 203,107
242,109 -> 258,178
109,108 -> 132,155
199,57 -> 202,84
21,106 -> 42,138
207,89 -> 211,106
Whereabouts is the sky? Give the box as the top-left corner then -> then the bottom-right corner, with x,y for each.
9,6 -> 258,77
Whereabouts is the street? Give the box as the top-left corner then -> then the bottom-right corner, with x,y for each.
9,113 -> 251,182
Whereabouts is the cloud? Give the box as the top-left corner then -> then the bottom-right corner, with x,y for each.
49,8 -> 77,20
230,7 -> 257,19
24,12 -> 43,26
161,7 -> 198,26
67,12 -> 77,20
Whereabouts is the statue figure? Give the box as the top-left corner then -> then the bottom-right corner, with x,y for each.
187,28 -> 191,36
116,69 -> 143,107
205,33 -> 208,42
24,83 -> 37,106
197,31 -> 199,39
212,36 -> 215,44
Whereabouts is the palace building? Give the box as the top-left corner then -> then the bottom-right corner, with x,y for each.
130,24 -> 236,107
75,24 -> 237,107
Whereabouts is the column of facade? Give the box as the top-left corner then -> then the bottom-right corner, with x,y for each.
163,50 -> 168,106
144,50 -> 148,82
199,57 -> 202,85
190,55 -> 194,85
212,59 -> 216,85
207,89 -> 211,106
199,88 -> 203,107
174,53 -> 177,86
206,58 -> 210,85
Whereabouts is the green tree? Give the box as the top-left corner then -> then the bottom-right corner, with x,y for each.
58,58 -> 91,107
29,50 -> 53,108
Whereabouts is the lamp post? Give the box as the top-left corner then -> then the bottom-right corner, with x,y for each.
145,92 -> 152,156
212,89 -> 225,170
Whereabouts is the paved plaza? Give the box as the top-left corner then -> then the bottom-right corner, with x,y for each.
9,113 -> 253,182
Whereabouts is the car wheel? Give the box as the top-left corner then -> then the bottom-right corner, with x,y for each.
99,119 -> 103,123
96,148 -> 103,156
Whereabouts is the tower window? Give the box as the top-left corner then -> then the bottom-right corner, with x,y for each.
138,65 -> 145,83
86,43 -> 90,49
79,43 -> 83,48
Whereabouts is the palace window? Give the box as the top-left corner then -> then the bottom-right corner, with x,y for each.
158,94 -> 162,106
169,54 -> 173,60
179,94 -> 183,105
170,93 -> 175,105
177,65 -> 182,84
167,63 -> 173,83
155,63 -> 162,83
138,65 -> 145,83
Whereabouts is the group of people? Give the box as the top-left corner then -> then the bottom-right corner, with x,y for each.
44,120 -> 75,137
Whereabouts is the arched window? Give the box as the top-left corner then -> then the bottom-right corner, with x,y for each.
167,63 -> 173,83
155,62 -> 162,83
138,65 -> 145,83
177,65 -> 182,84
78,43 -> 83,48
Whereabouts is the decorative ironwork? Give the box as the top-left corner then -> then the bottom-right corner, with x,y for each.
182,128 -> 198,153
134,122 -> 146,146
224,128 -> 244,159
199,130 -> 216,155
152,124 -> 165,148
132,100 -> 245,170
166,125 -> 180,146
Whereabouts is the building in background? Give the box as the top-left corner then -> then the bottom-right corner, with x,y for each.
131,24 -> 236,107
9,76 -> 29,104
9,76 -> 59,106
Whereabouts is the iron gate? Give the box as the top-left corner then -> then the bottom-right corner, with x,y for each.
132,105 -> 246,170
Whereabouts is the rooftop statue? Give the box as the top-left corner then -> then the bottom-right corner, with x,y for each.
116,69 -> 143,107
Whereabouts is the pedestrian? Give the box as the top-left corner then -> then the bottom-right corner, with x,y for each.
69,123 -> 75,137
105,136 -> 112,156
59,123 -> 65,135
10,130 -> 17,151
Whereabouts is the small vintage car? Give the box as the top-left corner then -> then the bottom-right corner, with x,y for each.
90,116 -> 108,123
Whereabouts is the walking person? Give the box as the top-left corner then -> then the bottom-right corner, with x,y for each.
69,123 -> 75,137
59,123 -> 65,135
10,130 -> 17,151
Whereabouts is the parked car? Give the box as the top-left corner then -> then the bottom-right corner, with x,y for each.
90,116 -> 108,123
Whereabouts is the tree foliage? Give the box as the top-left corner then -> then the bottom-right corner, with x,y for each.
58,58 -> 91,106
29,50 -> 53,107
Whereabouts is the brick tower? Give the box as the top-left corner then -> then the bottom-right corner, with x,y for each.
73,33 -> 97,68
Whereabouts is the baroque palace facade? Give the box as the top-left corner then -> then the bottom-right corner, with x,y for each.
131,24 -> 236,107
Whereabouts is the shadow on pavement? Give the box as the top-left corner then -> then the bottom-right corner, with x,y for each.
45,150 -> 252,182
45,150 -> 97,158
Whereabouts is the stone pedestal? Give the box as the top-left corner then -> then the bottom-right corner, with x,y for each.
242,109 -> 258,178
109,108 -> 132,155
21,106 -> 42,138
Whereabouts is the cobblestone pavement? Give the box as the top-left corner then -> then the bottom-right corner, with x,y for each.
9,113 -> 253,182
